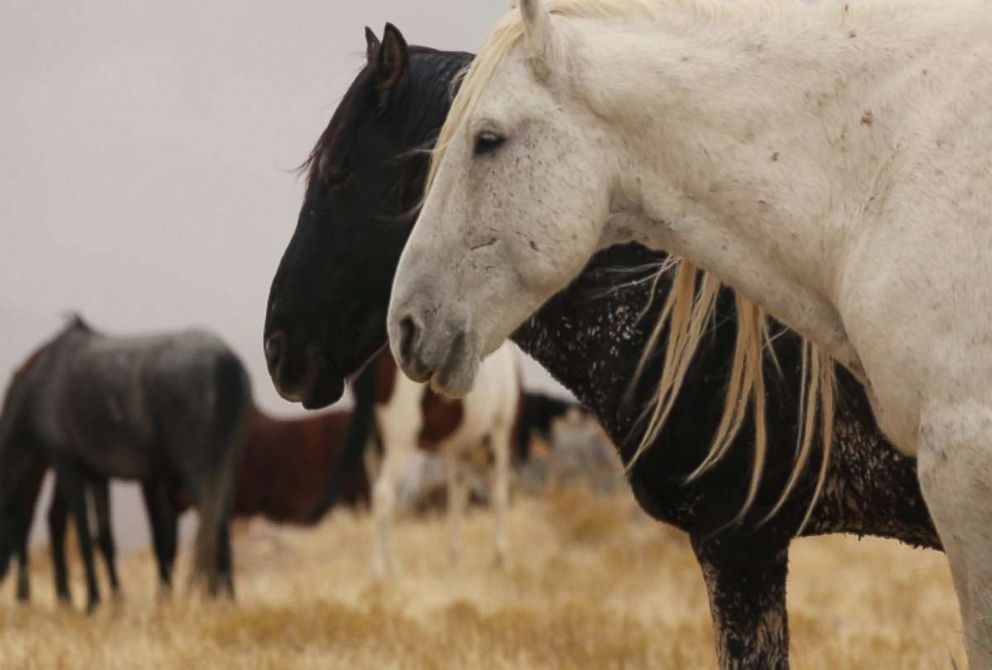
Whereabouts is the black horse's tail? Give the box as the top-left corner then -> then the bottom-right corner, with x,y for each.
305,359 -> 378,523
191,350 -> 251,597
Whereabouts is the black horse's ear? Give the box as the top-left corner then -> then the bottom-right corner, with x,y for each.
375,23 -> 409,107
365,26 -> 381,63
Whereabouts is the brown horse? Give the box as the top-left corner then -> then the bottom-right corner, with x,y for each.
231,406 -> 370,523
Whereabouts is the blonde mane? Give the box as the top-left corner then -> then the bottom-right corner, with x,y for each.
428,0 -> 837,529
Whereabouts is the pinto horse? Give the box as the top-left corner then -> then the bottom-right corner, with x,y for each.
363,345 -> 518,577
0,316 -> 249,609
263,26 -> 938,668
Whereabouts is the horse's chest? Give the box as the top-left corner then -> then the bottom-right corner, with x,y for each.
417,390 -> 464,451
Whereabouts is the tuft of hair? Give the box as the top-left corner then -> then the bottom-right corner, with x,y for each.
61,312 -> 91,333
627,260 -> 836,531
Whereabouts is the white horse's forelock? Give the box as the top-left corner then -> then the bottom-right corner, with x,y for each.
429,0 -> 836,528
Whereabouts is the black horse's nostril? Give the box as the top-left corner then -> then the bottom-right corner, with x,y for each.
397,315 -> 421,364
264,331 -> 286,374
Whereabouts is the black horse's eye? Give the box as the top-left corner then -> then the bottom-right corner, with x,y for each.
473,131 -> 506,156
327,169 -> 353,192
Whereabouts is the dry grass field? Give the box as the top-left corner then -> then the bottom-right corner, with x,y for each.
0,487 -> 963,669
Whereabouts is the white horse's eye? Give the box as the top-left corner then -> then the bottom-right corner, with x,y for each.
473,131 -> 506,156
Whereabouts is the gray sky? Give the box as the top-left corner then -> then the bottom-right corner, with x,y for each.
0,0 -> 570,420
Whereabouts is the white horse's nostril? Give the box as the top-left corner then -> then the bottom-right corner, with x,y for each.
397,315 -> 421,364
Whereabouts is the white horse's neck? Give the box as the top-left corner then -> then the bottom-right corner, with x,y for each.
571,1 -> 981,373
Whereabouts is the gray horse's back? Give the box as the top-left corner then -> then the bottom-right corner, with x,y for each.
53,329 -> 251,481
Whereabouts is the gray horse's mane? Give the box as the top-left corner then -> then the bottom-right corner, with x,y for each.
61,312 -> 93,334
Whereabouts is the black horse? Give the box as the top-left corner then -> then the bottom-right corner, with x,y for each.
0,316 -> 249,609
264,26 -> 939,669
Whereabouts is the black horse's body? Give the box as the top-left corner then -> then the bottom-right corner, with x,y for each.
264,28 -> 938,668
0,317 -> 249,608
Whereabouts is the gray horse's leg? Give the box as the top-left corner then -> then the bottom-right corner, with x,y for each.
47,486 -> 71,605
15,469 -> 44,603
56,465 -> 100,612
140,481 -> 178,596
89,478 -> 120,598
692,537 -> 790,670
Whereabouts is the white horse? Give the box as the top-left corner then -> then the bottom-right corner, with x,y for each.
370,344 -> 518,578
387,0 -> 992,663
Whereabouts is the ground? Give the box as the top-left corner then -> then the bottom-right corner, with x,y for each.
0,488 -> 963,669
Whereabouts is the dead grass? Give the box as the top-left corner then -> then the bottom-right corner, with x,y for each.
0,487 -> 963,669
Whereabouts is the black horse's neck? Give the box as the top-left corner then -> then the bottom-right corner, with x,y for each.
512,245 -> 661,450
513,245 -> 936,548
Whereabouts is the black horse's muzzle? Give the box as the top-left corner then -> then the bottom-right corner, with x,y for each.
263,316 -> 345,409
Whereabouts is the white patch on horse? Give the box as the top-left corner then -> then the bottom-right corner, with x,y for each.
370,344 -> 519,579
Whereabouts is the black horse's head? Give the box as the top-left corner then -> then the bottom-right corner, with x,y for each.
264,25 -> 471,408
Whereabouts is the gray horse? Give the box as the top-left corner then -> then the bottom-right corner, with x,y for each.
0,316 -> 250,609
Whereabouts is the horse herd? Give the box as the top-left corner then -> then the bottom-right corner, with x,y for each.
0,321 -> 574,608
4,0 -> 991,667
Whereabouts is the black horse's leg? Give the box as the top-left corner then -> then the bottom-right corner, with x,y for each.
15,546 -> 29,602
90,477 -> 120,598
47,484 -> 71,605
141,481 -> 178,596
57,465 -> 100,612
691,537 -> 790,670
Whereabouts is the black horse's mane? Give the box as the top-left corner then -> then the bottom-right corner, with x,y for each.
301,47 -> 471,191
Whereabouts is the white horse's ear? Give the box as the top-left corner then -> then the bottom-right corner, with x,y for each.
519,0 -> 559,78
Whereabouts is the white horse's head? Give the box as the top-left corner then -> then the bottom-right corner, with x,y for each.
388,0 -> 621,395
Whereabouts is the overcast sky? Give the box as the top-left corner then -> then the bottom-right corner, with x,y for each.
1,0 -> 571,420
